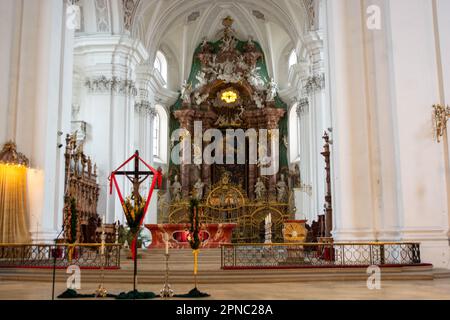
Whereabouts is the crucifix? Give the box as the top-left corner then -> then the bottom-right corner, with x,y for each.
110,150 -> 162,294
113,151 -> 154,201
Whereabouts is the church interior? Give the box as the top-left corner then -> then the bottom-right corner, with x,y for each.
1,0 -> 450,300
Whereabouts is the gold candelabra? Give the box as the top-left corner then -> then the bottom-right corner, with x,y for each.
160,233 -> 174,298
433,104 -> 450,143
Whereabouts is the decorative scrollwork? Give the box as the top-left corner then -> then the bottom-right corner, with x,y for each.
303,73 -> 325,95
433,104 -> 450,143
205,173 -> 246,211
135,101 -> 157,118
85,76 -> 137,97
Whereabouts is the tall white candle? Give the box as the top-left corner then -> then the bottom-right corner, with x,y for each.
164,233 -> 169,255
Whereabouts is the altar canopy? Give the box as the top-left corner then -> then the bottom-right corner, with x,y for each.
0,142 -> 30,243
161,17 -> 299,242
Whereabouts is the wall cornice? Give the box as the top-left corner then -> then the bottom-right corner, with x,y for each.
74,34 -> 149,69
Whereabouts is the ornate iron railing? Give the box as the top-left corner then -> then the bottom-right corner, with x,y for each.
221,242 -> 422,269
0,243 -> 121,269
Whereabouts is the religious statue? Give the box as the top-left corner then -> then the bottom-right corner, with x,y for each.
266,78 -> 278,102
171,175 -> 182,202
218,60 -> 237,82
236,55 -> 249,72
253,92 -> 264,109
180,80 -> 192,104
194,91 -> 209,106
199,37 -> 212,54
195,70 -> 207,89
193,178 -> 205,201
276,174 -> 288,203
290,164 -> 301,188
254,177 -> 266,201
220,35 -> 236,52
247,67 -> 265,90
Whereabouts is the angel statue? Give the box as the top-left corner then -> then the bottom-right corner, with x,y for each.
266,78 -> 278,102
180,80 -> 192,104
254,177 -> 267,201
195,70 -> 208,89
248,67 -> 265,90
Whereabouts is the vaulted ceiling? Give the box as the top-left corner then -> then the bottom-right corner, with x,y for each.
77,0 -> 321,91
131,0 -> 313,89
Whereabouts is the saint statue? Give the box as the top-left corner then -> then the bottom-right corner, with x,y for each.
171,175 -> 182,202
180,80 -> 192,104
266,78 -> 278,102
276,174 -> 288,203
254,177 -> 266,201
193,178 -> 205,201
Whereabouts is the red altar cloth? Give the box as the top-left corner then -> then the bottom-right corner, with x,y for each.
145,223 -> 237,249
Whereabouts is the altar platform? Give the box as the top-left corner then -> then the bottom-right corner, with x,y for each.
145,223 -> 237,249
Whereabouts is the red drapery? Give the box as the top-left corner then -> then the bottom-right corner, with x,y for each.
109,153 -> 162,260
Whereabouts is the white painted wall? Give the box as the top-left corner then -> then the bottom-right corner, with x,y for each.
325,0 -> 450,268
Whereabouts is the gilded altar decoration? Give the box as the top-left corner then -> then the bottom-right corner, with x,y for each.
166,17 -> 292,243
0,141 -> 29,166
0,142 -> 30,243
205,173 -> 246,210
433,104 -> 450,143
283,220 -> 307,243
162,172 -> 295,243
221,90 -> 238,104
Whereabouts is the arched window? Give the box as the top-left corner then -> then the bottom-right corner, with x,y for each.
289,102 -> 301,163
288,50 -> 297,70
152,112 -> 160,157
153,105 -> 168,164
154,51 -> 168,87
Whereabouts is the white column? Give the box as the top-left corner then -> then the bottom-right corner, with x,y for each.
304,32 -> 327,225
325,0 -> 450,267
387,0 -> 449,267
325,0 -> 377,241
74,35 -> 148,224
0,0 -> 74,242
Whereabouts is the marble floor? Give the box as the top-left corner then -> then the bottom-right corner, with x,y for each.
1,279 -> 450,300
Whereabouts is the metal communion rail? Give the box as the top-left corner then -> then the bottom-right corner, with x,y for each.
0,243 -> 121,269
221,242 -> 422,269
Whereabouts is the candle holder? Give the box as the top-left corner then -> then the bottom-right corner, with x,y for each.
95,226 -> 108,298
115,221 -> 119,244
160,253 -> 174,298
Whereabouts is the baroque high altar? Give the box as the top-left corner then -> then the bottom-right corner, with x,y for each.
147,17 -> 303,247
